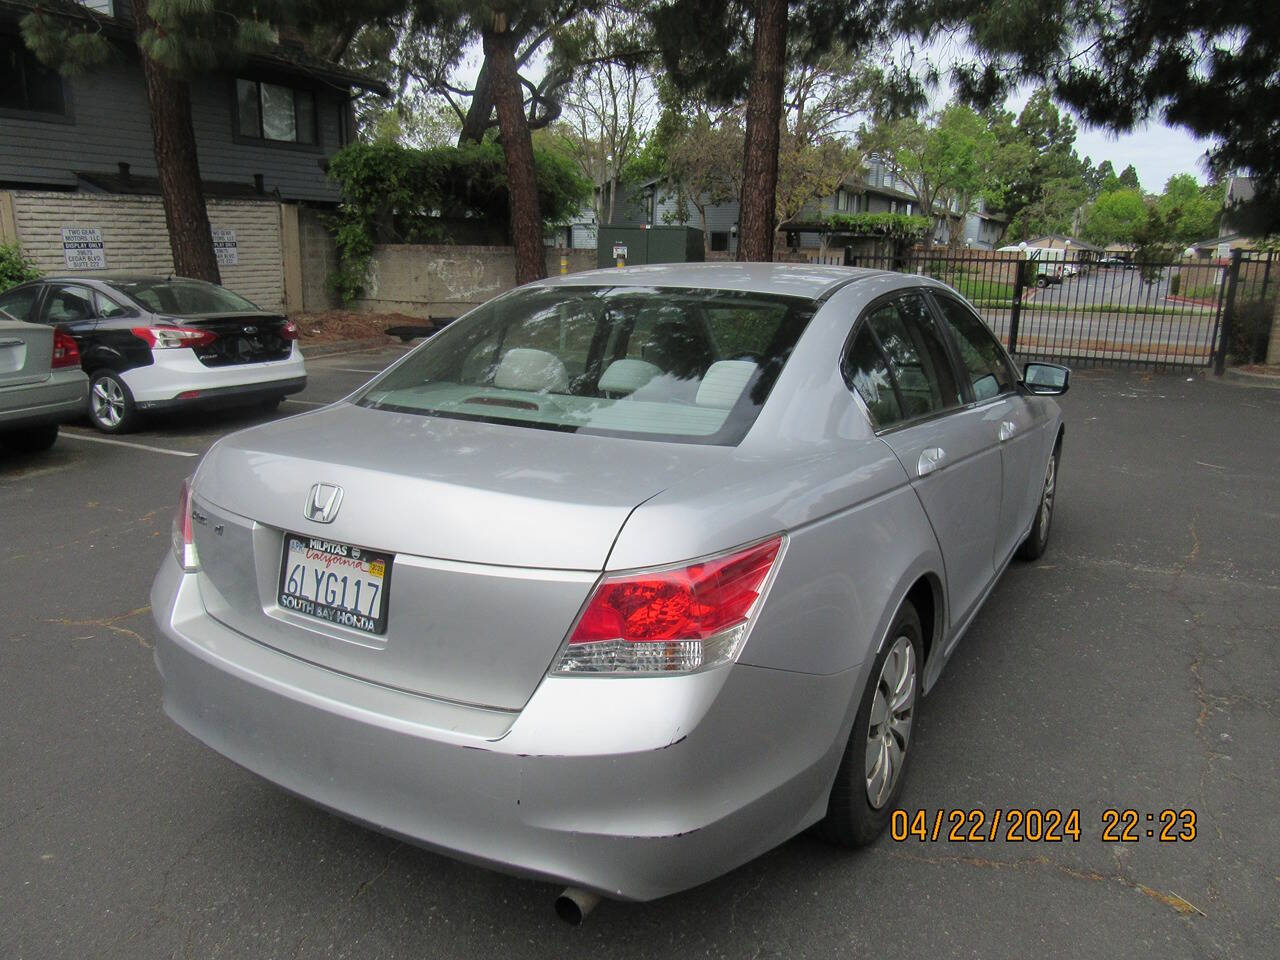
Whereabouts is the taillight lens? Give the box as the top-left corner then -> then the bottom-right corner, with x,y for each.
132,326 -> 218,349
554,536 -> 784,674
280,319 -> 299,341
171,478 -> 199,571
51,329 -> 80,368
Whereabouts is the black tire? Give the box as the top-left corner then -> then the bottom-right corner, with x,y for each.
1035,276 -> 1048,288
88,370 -> 138,434
3,423 -> 59,453
258,395 -> 285,412
1017,445 -> 1059,561
818,601 -> 923,847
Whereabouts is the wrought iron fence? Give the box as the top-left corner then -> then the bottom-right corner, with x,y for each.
833,248 -> 1276,371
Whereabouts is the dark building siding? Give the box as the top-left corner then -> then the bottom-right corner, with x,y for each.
0,52 -> 347,202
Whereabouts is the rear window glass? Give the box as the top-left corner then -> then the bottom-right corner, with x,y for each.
356,285 -> 818,445
109,279 -> 261,316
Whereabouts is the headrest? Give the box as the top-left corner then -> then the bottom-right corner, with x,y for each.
492,348 -> 569,393
598,358 -> 662,395
696,360 -> 757,408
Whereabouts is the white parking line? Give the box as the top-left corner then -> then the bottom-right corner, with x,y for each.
283,398 -> 329,406
59,431 -> 200,458
321,367 -> 383,374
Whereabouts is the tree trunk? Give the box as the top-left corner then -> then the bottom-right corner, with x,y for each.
483,17 -> 547,285
131,3 -> 219,283
736,0 -> 788,262
458,61 -> 494,146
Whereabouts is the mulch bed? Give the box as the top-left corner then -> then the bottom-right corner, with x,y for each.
292,311 -> 423,344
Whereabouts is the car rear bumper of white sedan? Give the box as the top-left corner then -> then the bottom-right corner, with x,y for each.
150,557 -> 857,901
123,343 -> 307,408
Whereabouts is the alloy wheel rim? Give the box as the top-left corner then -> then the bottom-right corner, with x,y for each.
92,378 -> 124,428
1038,454 -> 1057,542
865,635 -> 916,809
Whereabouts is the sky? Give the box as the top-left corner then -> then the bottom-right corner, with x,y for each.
1072,122 -> 1212,192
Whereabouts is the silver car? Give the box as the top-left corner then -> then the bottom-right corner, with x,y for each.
150,263 -> 1067,916
0,308 -> 88,452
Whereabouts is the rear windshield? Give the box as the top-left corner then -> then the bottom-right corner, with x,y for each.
356,285 -> 817,445
109,279 -> 262,316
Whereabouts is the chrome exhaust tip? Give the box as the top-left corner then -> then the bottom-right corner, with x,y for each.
555,887 -> 601,925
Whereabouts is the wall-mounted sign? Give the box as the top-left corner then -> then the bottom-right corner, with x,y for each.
61,227 -> 106,270
212,228 -> 239,266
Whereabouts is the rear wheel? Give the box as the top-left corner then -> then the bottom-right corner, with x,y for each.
3,423 -> 59,453
1017,447 -> 1058,560
818,602 -> 922,846
88,370 -> 138,434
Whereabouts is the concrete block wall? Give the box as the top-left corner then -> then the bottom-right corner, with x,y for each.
297,204 -> 340,313
352,244 -> 598,318
2,191 -> 285,311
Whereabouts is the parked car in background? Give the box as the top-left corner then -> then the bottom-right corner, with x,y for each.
0,276 -> 306,433
151,262 -> 1069,915
1097,256 -> 1126,268
0,308 -> 88,452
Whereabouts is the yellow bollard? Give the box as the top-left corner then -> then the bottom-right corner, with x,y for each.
560,254 -> 568,276
616,256 -> 625,268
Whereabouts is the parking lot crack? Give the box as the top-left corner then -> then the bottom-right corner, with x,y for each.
40,605 -> 153,649
888,851 -> 1206,917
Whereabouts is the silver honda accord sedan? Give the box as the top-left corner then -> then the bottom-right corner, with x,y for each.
150,263 -> 1067,911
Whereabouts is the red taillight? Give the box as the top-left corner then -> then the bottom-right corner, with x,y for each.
51,329 -> 80,368
556,536 -> 783,674
280,319 -> 299,341
171,478 -> 199,571
132,326 -> 218,349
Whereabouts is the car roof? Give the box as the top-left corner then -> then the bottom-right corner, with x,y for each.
41,273 -> 189,285
538,262 -> 888,300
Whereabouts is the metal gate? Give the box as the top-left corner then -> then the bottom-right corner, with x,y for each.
843,249 -> 1276,371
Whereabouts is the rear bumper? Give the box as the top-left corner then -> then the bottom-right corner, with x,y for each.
135,376 -> 307,412
0,369 -> 88,429
150,558 -> 856,901
123,343 -> 307,406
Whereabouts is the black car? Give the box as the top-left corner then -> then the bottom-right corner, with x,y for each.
0,276 -> 306,433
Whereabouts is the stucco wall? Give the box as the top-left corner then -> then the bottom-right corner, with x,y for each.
350,245 -> 598,318
3,191 -> 285,311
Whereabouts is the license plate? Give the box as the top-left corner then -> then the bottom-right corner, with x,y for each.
277,534 -> 393,635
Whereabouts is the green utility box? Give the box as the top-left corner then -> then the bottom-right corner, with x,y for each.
597,225 -> 704,268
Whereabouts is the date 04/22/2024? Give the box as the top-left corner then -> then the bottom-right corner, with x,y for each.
891,808 -> 1198,843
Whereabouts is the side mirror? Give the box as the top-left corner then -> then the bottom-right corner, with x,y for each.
1021,362 -> 1070,396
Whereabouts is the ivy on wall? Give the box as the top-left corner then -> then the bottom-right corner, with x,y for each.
325,142 -> 591,304
823,213 -> 933,240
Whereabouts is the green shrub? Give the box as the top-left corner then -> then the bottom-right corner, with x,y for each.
1229,297 -> 1276,365
325,141 -> 592,303
0,242 -> 40,291
1168,273 -> 1180,295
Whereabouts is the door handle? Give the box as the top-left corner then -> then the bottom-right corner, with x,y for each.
917,447 -> 945,477
998,420 -> 1017,442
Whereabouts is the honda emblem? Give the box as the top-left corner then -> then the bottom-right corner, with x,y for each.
304,483 -> 344,524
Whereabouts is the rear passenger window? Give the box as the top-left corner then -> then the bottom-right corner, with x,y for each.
932,295 -> 1015,401
41,285 -> 95,324
843,326 -> 901,427
864,297 -> 961,420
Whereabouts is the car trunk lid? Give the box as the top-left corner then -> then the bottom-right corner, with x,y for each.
176,312 -> 293,367
0,319 -> 52,389
190,403 -> 723,709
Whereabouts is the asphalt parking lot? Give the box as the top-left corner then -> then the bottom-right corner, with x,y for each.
2,350 -> 1277,959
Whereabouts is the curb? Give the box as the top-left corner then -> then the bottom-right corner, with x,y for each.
1221,366 -> 1280,389
298,337 -> 401,358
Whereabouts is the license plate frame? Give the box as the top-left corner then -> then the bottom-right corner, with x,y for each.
277,533 -> 393,636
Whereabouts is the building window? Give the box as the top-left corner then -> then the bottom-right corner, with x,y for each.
236,78 -> 316,144
1,35 -> 65,116
710,231 -> 729,252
